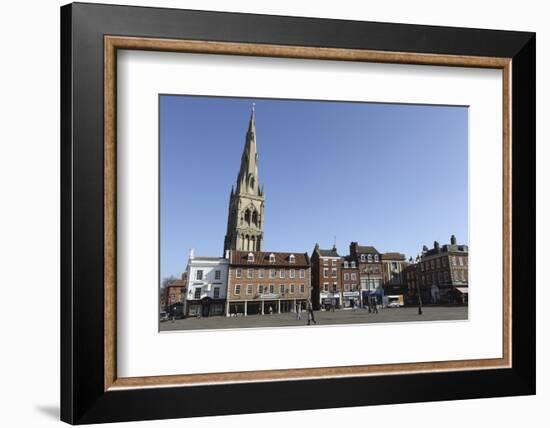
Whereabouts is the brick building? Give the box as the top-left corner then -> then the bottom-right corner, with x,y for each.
340,256 -> 360,308
381,252 -> 407,297
226,250 -> 311,316
162,272 -> 187,316
349,242 -> 384,306
166,273 -> 187,306
403,258 -> 419,304
310,244 -> 342,310
415,235 -> 469,304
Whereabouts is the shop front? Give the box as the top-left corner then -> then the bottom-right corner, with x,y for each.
342,291 -> 360,309
201,297 -> 226,316
186,297 -> 226,317
362,288 -> 385,308
226,296 -> 307,316
320,292 -> 341,310
454,286 -> 468,304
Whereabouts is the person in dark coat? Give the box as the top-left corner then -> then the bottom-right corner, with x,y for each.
307,300 -> 317,325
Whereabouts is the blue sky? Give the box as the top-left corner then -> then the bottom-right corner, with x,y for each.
160,95 -> 468,280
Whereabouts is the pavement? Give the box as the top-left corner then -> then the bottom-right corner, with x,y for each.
159,305 -> 468,331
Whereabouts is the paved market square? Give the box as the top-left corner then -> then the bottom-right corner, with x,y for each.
160,305 -> 468,331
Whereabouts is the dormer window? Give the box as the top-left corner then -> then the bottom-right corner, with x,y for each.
289,254 -> 295,264
247,252 -> 254,263
367,254 -> 373,262
374,254 -> 379,262
269,253 -> 276,263
351,261 -> 356,268
360,254 -> 366,262
344,261 -> 349,268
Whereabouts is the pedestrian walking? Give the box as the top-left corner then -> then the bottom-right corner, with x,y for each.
307,300 -> 317,325
296,303 -> 301,320
373,298 -> 379,314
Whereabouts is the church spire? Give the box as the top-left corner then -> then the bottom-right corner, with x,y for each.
224,104 -> 265,253
236,104 -> 260,195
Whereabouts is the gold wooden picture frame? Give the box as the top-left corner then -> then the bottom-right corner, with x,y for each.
104,36 -> 511,391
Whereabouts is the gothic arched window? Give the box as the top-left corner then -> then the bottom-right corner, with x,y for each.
244,209 -> 251,225
252,210 -> 258,226
249,176 -> 255,190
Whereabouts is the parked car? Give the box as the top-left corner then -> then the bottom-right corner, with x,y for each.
159,311 -> 169,322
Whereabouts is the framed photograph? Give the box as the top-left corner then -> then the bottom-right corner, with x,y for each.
61,2 -> 535,424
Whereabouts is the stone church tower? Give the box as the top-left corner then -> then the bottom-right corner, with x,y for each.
224,105 -> 265,253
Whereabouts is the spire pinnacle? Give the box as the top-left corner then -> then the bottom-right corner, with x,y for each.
234,106 -> 260,195
248,103 -> 256,135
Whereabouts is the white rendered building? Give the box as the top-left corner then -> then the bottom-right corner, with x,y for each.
184,249 -> 229,317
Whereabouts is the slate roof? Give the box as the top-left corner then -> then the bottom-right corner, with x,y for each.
318,248 -> 340,258
355,245 -> 379,254
382,252 -> 406,260
424,244 -> 469,257
167,279 -> 186,287
230,250 -> 310,267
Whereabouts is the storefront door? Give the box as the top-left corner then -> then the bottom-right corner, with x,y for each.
201,298 -> 211,317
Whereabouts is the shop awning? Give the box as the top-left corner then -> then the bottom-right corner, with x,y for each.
455,287 -> 468,294
362,289 -> 384,299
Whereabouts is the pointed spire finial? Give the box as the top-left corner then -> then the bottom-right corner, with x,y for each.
247,103 -> 256,135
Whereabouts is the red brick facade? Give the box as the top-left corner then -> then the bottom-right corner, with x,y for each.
405,236 -> 469,304
226,250 -> 311,315
310,244 -> 342,310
